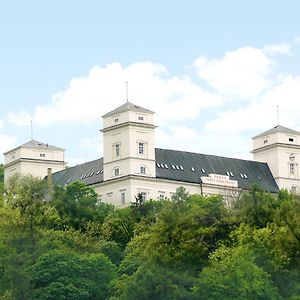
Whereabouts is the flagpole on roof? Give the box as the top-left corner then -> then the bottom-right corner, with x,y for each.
126,81 -> 129,103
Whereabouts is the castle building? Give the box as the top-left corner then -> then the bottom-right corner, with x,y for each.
4,101 -> 299,207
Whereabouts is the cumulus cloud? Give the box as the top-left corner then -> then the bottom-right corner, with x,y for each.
5,41 -> 299,162
205,75 -> 300,133
194,46 -> 275,99
7,62 -> 221,127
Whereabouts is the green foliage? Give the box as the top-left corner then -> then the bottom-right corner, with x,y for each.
30,251 -> 116,300
51,181 -> 114,231
143,194 -> 231,273
112,263 -> 193,300
193,246 -> 280,300
101,207 -> 135,248
234,185 -> 279,228
0,176 -> 300,299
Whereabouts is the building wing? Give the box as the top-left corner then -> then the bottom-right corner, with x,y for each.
155,148 -> 279,193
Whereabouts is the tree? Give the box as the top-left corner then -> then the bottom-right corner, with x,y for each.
193,246 -> 280,300
51,181 -> 100,230
30,251 -> 116,300
234,185 -> 279,228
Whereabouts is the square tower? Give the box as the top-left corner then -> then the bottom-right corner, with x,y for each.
101,102 -> 156,181
252,125 -> 300,193
4,140 -> 65,182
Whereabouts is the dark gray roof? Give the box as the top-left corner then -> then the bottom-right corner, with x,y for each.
52,149 -> 278,193
253,125 -> 300,139
52,158 -> 103,186
155,149 -> 278,193
4,140 -> 64,154
102,102 -> 154,118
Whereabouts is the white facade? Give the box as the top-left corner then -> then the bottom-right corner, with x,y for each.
3,102 -> 289,208
4,140 -> 65,182
92,174 -> 241,208
102,107 -> 156,182
252,125 -> 300,193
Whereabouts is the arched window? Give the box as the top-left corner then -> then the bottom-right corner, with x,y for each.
113,167 -> 120,177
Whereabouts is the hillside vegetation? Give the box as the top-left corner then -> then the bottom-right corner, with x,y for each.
0,174 -> 299,299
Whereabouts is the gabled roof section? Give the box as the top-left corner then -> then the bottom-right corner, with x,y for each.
102,102 -> 154,118
155,148 -> 279,193
253,125 -> 300,139
4,140 -> 64,154
51,158 -> 103,186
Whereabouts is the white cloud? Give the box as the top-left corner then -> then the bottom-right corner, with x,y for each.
194,46 -> 275,99
205,75 -> 300,134
6,42 -> 299,162
7,62 -> 220,128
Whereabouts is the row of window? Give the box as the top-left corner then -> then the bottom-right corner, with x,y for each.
263,137 -> 295,144
113,165 -> 147,177
113,142 -> 146,158
113,116 -> 145,124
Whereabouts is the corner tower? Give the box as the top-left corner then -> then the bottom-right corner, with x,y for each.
101,102 -> 156,181
4,140 -> 65,182
252,125 -> 300,193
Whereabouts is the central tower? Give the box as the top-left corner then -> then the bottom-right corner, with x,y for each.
101,102 -> 156,181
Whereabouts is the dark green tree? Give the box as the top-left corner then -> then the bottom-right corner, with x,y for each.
30,251 -> 116,300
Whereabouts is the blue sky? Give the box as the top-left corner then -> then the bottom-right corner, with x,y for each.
1,1 -> 300,165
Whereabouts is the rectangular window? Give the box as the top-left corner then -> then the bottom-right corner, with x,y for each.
138,142 -> 144,155
114,143 -> 120,157
263,139 -> 268,144
289,138 -> 294,142
140,166 -> 146,174
114,118 -> 119,123
290,163 -> 295,174
138,116 -> 144,121
121,192 -> 126,204
40,153 -> 46,157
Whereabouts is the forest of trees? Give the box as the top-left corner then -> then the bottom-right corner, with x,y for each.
0,166 -> 299,299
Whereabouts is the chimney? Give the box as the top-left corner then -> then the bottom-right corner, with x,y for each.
47,167 -> 53,189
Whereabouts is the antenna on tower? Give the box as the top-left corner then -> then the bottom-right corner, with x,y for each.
126,81 -> 129,103
276,105 -> 280,126
30,120 -> 33,140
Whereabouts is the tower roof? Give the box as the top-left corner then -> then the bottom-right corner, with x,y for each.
253,125 -> 300,139
102,102 -> 154,118
4,140 -> 64,154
